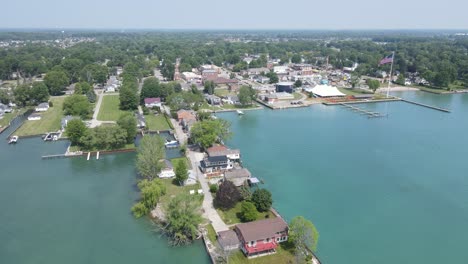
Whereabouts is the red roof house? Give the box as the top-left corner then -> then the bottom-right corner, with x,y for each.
234,217 -> 289,258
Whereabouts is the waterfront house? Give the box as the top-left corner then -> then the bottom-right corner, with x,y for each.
200,156 -> 232,173
158,160 -> 175,178
177,109 -> 197,131
205,94 -> 221,105
235,217 -> 289,258
28,113 -> 42,121
224,168 -> 251,187
207,145 -> 241,162
35,102 -> 49,112
144,97 -> 162,108
218,230 -> 240,252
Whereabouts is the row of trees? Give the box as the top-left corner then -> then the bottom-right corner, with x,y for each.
190,119 -> 232,149
66,113 -> 136,150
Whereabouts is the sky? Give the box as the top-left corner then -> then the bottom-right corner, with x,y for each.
2,0 -> 468,30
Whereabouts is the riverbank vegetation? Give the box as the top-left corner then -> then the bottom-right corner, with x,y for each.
15,96 -> 65,136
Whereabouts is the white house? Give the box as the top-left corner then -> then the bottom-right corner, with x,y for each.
158,160 -> 175,178
144,97 -> 162,108
28,113 -> 42,121
35,102 -> 49,112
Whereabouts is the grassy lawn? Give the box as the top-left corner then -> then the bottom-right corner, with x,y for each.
338,87 -> 373,96
144,114 -> 172,131
170,157 -> 191,169
159,178 -> 202,204
214,88 -> 235,97
97,95 -> 130,121
293,92 -> 303,100
221,104 -> 257,110
229,242 -> 296,264
15,97 -> 65,136
0,108 -> 27,127
206,224 -> 217,244
216,202 -> 276,225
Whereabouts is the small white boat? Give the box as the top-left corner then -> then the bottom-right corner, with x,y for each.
236,110 -> 244,115
164,140 -> 178,146
9,136 -> 18,144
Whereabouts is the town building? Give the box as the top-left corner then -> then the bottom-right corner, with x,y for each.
205,94 -> 221,105
35,102 -> 49,112
144,97 -> 162,108
235,217 -> 289,258
275,82 -> 295,93
310,85 -> 345,98
200,156 -> 232,173
224,168 -> 251,187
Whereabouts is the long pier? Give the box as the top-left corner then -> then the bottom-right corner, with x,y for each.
339,103 -> 387,118
400,98 -> 451,113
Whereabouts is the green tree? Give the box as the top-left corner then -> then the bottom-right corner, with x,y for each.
13,84 -> 31,106
81,64 -> 108,84
366,79 -> 380,93
66,119 -> 87,146
86,90 -> 97,103
30,82 -> 50,104
204,80 -> 215,95
214,180 -> 241,210
131,179 -> 166,218
119,85 -> 138,110
164,193 -> 203,246
251,188 -> 273,212
175,159 -> 188,186
240,201 -> 258,222
190,119 -> 232,149
238,85 -> 256,107
294,80 -> 303,88
140,77 -> 161,103
44,70 -> 69,95
61,58 -> 83,83
92,126 -> 128,150
117,112 -> 137,144
266,71 -> 279,84
395,73 -> 405,86
0,90 -> 10,104
289,216 -> 319,252
63,94 -> 92,118
74,81 -> 92,94
136,135 -> 166,179
291,54 -> 302,63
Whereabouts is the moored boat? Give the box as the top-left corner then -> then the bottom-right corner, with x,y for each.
8,135 -> 18,144
236,110 -> 244,115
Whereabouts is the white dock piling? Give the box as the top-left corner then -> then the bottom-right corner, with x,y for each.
87,152 -> 91,161
96,152 -> 100,160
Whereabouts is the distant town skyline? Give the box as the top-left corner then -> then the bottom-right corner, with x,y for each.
2,0 -> 468,30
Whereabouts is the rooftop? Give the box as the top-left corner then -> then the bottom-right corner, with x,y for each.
235,217 -> 288,242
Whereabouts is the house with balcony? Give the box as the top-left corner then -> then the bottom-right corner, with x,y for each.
199,156 -> 232,174
234,217 -> 289,258
206,145 -> 241,162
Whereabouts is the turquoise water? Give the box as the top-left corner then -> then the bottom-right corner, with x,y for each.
1,91 -> 467,264
219,91 -> 468,264
0,132 -> 209,263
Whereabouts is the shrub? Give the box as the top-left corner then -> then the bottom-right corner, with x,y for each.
251,189 -> 273,212
209,184 -> 218,193
240,201 -> 258,222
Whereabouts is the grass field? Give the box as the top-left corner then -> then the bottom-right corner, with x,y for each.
229,242 -> 296,264
216,202 -> 276,225
144,114 -> 172,131
159,178 -> 202,204
170,157 -> 190,169
97,95 -> 129,121
0,109 -> 27,128
206,224 -> 217,244
15,97 -> 65,137
214,88 -> 235,97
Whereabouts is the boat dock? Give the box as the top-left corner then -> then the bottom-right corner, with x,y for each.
400,98 -> 451,113
339,103 -> 387,118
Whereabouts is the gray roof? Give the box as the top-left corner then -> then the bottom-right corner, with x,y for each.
163,159 -> 173,169
218,230 -> 240,249
235,217 -> 288,242
37,102 -> 49,108
225,168 -> 251,179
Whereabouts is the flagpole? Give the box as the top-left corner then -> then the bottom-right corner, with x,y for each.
386,51 -> 395,98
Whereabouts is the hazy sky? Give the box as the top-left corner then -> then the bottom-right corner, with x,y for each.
2,0 -> 468,29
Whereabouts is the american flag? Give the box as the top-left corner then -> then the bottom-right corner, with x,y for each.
379,53 -> 394,65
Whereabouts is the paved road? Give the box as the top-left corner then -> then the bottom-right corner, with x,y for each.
89,90 -> 104,128
188,150 -> 229,233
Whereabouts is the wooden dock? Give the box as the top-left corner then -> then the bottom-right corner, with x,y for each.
339,103 -> 387,118
400,99 -> 451,113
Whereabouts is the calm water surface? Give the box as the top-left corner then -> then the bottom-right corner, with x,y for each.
220,91 -> 468,264
0,130 -> 209,263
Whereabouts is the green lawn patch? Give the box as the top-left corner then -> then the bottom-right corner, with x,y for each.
170,157 -> 191,169
97,95 -> 130,121
0,108 -> 27,127
221,104 -> 257,110
216,202 -> 276,225
15,97 -> 65,136
214,88 -> 235,97
293,92 -> 303,100
229,242 -> 296,264
338,88 -> 373,96
144,114 -> 172,131
159,178 -> 202,204
206,224 -> 217,244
